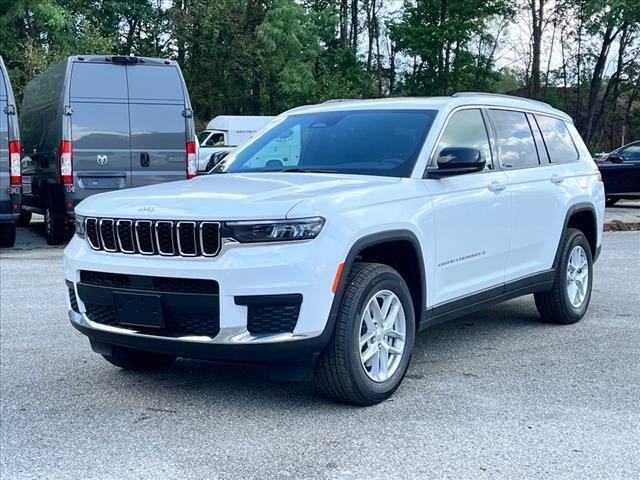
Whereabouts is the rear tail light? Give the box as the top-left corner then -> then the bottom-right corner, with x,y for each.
8,140 -> 21,186
186,141 -> 197,179
59,140 -> 73,185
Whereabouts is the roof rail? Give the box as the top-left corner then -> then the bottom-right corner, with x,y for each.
322,98 -> 363,104
452,92 -> 552,109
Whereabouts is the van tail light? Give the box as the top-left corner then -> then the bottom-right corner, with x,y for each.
8,140 -> 21,186
59,140 -> 73,185
186,141 -> 197,179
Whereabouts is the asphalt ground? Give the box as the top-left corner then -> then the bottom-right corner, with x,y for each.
1,221 -> 639,479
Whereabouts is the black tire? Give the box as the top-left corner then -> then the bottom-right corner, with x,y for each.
17,209 -> 32,226
535,228 -> 593,324
605,197 -> 619,207
0,222 -> 17,248
102,345 -> 177,371
44,207 -> 66,245
315,262 -> 416,406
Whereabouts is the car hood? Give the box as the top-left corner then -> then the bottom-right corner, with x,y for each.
76,172 -> 403,220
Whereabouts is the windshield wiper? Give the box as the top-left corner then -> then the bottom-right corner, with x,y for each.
278,167 -> 338,173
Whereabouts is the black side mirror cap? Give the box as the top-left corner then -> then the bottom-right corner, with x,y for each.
425,147 -> 486,178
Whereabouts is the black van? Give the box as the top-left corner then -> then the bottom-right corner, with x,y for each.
19,55 -> 197,245
0,56 -> 21,248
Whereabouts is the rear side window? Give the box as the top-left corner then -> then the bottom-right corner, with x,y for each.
488,110 -> 539,169
535,115 -> 578,163
127,66 -> 184,101
70,63 -> 127,99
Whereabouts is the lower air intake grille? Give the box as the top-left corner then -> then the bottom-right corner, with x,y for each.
66,281 -> 79,313
247,304 -> 301,335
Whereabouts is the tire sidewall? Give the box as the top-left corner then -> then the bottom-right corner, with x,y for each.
560,232 -> 593,320
343,269 -> 416,400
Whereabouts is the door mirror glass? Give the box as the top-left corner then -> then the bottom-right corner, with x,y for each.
427,147 -> 485,178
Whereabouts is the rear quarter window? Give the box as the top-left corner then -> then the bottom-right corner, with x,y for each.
488,109 -> 539,169
534,114 -> 579,163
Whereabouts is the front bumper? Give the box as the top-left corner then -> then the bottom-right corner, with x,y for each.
64,232 -> 346,362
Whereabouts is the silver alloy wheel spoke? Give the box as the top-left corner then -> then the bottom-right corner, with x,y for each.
358,290 -> 407,382
566,245 -> 589,308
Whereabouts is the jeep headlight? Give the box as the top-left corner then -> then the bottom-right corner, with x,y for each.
226,217 -> 325,243
74,215 -> 86,238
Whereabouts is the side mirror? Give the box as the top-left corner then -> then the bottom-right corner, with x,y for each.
607,153 -> 624,164
426,147 -> 486,178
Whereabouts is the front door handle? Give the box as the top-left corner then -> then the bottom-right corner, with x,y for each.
140,152 -> 150,168
488,181 -> 507,192
550,174 -> 565,184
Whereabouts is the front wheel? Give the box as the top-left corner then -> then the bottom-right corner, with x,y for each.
535,228 -> 593,324
102,345 -> 177,370
315,263 -> 416,406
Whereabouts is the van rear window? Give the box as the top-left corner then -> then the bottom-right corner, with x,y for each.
70,63 -> 128,99
127,65 -> 184,101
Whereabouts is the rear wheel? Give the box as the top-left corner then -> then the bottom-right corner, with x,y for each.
0,222 -> 17,248
44,207 -> 66,245
102,345 -> 177,370
535,228 -> 593,324
315,263 -> 415,406
17,210 -> 32,226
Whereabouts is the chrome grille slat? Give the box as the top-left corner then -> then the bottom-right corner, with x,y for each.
177,221 -> 197,257
82,217 -> 221,258
155,221 -> 175,256
135,220 -> 155,255
99,219 -> 117,252
116,220 -> 134,253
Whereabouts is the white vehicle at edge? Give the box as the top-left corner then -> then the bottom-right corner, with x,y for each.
197,115 -> 275,171
64,93 -> 605,405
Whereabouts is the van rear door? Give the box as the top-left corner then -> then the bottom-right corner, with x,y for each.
127,64 -> 187,187
69,62 -> 131,198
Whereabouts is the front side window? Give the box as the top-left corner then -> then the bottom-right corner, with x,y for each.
619,143 -> 640,160
433,109 -> 492,170
205,133 -> 225,147
489,110 -> 539,169
216,110 -> 437,177
535,115 -> 578,163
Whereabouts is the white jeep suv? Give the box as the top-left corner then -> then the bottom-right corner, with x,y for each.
64,94 -> 604,405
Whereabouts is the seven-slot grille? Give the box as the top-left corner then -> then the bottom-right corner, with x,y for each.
85,218 -> 221,257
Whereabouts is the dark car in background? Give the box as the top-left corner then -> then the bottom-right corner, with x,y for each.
596,140 -> 640,206
0,56 -> 22,248
19,55 -> 197,244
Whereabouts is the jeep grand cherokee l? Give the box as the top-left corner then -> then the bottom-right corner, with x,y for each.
64,93 -> 605,405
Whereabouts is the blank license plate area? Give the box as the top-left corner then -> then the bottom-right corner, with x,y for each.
113,291 -> 164,328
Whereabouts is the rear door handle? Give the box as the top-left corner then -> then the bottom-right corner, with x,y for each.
488,181 -> 507,192
140,152 -> 150,168
550,174 -> 565,184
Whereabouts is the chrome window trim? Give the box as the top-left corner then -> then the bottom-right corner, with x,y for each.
116,219 -> 135,254
155,221 -> 175,256
176,221 -> 198,257
135,220 -> 155,255
86,217 -> 101,250
199,221 -> 221,257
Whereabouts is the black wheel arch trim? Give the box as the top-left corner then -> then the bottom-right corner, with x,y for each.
552,202 -> 599,267
319,229 -> 427,347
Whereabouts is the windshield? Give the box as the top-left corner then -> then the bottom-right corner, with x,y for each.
214,109 -> 437,177
197,130 -> 212,145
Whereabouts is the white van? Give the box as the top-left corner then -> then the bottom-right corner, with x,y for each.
197,115 -> 274,171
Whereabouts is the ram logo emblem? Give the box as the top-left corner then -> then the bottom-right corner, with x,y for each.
96,154 -> 108,165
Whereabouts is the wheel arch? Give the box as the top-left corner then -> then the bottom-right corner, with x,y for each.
327,230 -> 426,333
553,203 -> 599,268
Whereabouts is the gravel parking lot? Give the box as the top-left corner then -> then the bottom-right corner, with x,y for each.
1,222 -> 639,479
